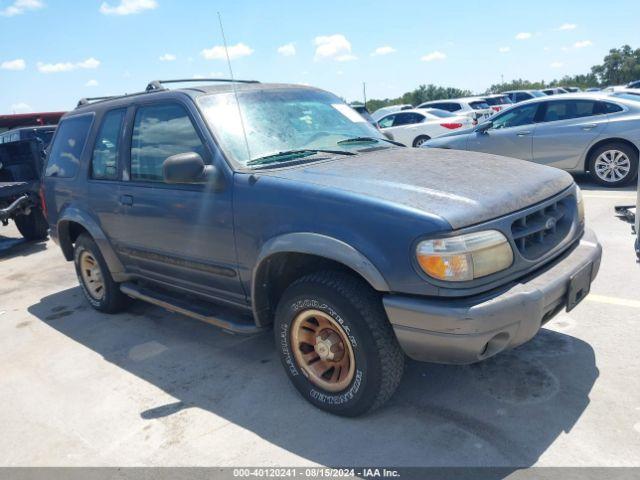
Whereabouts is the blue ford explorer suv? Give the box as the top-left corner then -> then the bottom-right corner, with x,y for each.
43,79 -> 602,416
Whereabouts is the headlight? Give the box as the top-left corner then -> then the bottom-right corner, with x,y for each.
416,230 -> 513,282
576,186 -> 585,223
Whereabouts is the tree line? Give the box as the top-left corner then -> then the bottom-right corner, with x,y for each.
364,45 -> 640,113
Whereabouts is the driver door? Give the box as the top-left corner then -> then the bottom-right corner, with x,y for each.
468,103 -> 540,161
114,101 -> 245,302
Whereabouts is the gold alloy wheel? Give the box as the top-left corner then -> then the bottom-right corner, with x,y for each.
79,251 -> 105,300
290,309 -> 356,392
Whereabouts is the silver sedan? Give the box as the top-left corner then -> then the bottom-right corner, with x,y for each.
424,92 -> 640,187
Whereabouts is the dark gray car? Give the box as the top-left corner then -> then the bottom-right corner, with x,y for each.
43,79 -> 601,416
425,92 -> 640,187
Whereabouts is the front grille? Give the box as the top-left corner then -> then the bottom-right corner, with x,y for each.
510,196 -> 574,259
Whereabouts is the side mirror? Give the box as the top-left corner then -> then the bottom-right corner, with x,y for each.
475,121 -> 493,134
162,152 -> 224,190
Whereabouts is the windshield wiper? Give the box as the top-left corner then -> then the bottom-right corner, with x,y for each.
337,136 -> 404,147
246,149 -> 355,167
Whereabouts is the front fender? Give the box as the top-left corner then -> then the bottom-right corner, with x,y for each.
57,206 -> 126,280
251,232 -> 390,326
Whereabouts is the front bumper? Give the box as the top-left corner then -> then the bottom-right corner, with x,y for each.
384,228 -> 602,364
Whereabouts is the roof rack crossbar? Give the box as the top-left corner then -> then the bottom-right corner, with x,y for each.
76,96 -> 122,108
146,78 -> 260,92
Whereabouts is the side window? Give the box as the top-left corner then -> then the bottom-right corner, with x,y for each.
130,104 -> 206,183
91,109 -> 125,180
396,113 -> 423,125
378,115 -> 395,129
602,102 -> 623,114
45,115 -> 93,178
391,113 -> 413,126
542,100 -> 598,122
491,103 -> 539,129
515,92 -> 531,102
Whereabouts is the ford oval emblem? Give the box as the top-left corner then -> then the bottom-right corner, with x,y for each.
545,217 -> 556,230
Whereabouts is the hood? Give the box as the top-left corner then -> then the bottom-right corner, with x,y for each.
265,147 -> 574,230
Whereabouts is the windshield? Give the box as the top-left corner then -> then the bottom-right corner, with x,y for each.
197,88 -> 386,166
531,90 -> 546,98
613,92 -> 640,102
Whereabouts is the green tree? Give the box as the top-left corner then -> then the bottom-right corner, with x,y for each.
591,45 -> 640,85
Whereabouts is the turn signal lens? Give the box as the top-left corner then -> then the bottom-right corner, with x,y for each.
416,230 -> 513,282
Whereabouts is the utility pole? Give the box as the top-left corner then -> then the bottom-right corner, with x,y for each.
501,74 -> 504,85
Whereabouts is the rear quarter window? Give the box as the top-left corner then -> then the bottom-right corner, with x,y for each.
45,115 -> 93,178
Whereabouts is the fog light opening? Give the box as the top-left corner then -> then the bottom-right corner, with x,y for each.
478,332 -> 510,360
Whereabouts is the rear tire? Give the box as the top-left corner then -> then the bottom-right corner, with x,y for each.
73,233 -> 130,313
275,270 -> 404,416
413,135 -> 431,148
588,142 -> 638,187
14,208 -> 48,241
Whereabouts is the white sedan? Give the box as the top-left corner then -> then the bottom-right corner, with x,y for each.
376,108 -> 473,147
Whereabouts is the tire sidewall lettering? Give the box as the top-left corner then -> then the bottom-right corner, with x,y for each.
282,296 -> 365,406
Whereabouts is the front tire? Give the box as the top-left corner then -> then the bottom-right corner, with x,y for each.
588,142 -> 638,187
73,233 -> 130,313
14,208 -> 48,241
275,271 -> 404,416
413,135 -> 431,148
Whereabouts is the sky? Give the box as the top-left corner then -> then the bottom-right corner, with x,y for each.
0,0 -> 638,114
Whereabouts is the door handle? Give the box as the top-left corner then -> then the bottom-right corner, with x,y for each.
516,131 -> 531,137
581,124 -> 597,131
119,194 -> 133,206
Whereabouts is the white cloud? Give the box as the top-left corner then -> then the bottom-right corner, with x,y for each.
10,102 -> 32,113
558,23 -> 577,31
201,42 -> 254,60
314,34 -> 353,61
371,46 -> 396,56
77,57 -> 100,69
277,43 -> 296,56
159,53 -> 176,62
515,32 -> 532,40
574,40 -> 593,48
550,61 -> 563,68
421,51 -> 446,62
37,57 -> 100,73
498,47 -> 510,53
0,0 -> 44,17
85,79 -> 99,87
99,0 -> 157,15
1,58 -> 26,70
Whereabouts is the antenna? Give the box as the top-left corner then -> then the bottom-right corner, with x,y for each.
217,11 -> 252,161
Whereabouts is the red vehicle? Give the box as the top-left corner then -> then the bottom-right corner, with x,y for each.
0,111 -> 65,134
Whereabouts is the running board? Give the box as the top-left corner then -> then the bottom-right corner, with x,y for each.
120,283 -> 264,334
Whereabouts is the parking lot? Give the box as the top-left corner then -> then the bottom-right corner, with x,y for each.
0,176 -> 638,468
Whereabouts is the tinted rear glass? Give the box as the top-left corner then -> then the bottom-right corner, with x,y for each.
469,101 -> 490,110
45,115 -> 93,178
484,96 -> 511,105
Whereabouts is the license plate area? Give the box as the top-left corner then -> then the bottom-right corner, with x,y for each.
566,262 -> 593,312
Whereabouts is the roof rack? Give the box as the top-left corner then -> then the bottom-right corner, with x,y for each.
76,96 -> 122,107
145,78 -> 260,92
